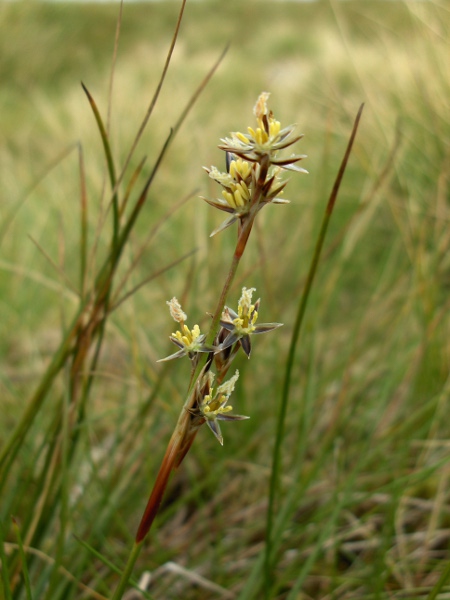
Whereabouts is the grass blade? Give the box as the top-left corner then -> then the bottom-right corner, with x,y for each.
11,518 -> 33,600
81,82 -> 119,250
116,0 -> 188,187
264,103 -> 365,596
0,520 -> 13,600
427,559 -> 450,600
78,143 -> 88,298
74,537 -> 155,600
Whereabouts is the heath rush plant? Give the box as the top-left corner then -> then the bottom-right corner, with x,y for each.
112,91 -> 307,597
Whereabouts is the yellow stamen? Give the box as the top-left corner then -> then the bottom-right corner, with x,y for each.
222,190 -> 237,209
236,131 -> 250,144
269,120 -> 281,137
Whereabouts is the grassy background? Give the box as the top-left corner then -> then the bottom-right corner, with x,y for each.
1,0 -> 449,598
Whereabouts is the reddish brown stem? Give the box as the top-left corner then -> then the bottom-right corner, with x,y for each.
173,428 -> 200,469
135,428 -> 183,543
135,402 -> 201,542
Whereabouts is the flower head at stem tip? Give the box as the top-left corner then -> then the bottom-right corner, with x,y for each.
201,92 -> 307,237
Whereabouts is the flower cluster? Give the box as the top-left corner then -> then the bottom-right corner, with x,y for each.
158,297 -> 215,363
202,92 -> 307,236
219,287 -> 282,358
190,369 -> 248,445
159,288 -> 282,444
136,93 -> 306,545
156,93 -> 306,445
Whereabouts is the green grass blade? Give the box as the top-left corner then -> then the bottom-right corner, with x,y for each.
42,381 -> 71,600
0,520 -> 13,600
0,305 -> 84,483
81,82 -> 119,251
427,559 -> 450,600
117,0 -> 188,186
74,537 -> 155,600
78,143 -> 88,298
11,518 -> 33,600
112,128 -> 174,273
110,541 -> 144,600
119,156 -> 147,218
264,104 -> 365,596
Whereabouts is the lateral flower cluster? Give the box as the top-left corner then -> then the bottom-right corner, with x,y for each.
158,297 -> 215,362
190,368 -> 247,446
159,288 -> 282,445
202,91 -> 307,236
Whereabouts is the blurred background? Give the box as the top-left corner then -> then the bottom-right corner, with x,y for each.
1,1 -> 449,598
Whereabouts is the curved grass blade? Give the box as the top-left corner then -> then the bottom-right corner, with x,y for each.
81,82 -> 119,251
119,156 -> 147,218
116,0 -> 188,190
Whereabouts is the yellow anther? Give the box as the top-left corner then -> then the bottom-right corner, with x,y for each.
230,159 -> 251,181
234,189 -> 245,208
222,190 -> 237,209
254,128 -> 269,146
236,131 -> 249,144
173,324 -> 201,348
269,120 -> 281,137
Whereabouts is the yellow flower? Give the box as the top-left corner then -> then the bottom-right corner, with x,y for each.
201,92 -> 307,237
158,298 -> 215,362
196,370 -> 249,445
219,287 -> 283,358
219,92 -> 307,170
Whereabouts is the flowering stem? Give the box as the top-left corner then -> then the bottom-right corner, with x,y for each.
110,540 -> 143,600
133,168 -> 268,543
133,226 -> 247,543
207,236 -> 243,344
135,411 -> 187,542
132,94 -> 303,600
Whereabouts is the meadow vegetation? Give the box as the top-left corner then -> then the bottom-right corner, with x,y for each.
0,0 -> 449,598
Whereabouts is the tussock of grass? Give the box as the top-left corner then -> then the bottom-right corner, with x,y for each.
1,1 -> 450,599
